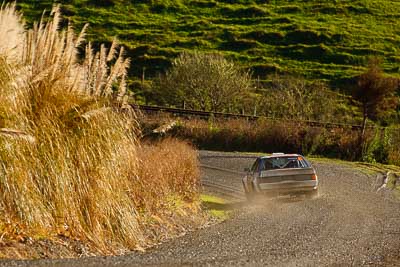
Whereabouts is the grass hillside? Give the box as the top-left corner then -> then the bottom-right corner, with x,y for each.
16,1 -> 400,96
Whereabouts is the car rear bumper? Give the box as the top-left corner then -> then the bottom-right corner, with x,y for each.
256,180 -> 318,194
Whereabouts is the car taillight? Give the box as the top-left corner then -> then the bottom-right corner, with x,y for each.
311,174 -> 317,180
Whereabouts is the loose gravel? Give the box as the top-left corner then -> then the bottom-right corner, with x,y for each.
2,151 -> 400,266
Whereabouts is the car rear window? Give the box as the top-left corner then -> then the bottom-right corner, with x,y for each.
259,156 -> 310,170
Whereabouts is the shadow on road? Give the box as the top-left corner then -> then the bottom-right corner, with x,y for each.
202,200 -> 248,211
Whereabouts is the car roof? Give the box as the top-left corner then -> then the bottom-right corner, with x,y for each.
259,153 -> 302,159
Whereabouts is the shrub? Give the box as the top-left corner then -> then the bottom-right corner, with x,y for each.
156,51 -> 253,112
352,58 -> 399,144
259,76 -> 349,123
385,126 -> 400,165
135,139 -> 200,212
157,117 -> 363,161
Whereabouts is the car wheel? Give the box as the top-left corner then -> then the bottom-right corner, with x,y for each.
243,182 -> 256,202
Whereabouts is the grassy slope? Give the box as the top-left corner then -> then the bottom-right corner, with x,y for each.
17,0 -> 400,96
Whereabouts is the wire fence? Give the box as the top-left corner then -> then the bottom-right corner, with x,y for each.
134,104 -> 378,130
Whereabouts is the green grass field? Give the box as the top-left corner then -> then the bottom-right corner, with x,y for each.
17,0 -> 400,97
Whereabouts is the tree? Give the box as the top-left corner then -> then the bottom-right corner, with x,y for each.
260,75 -> 340,122
157,52 -> 252,112
352,58 -> 399,140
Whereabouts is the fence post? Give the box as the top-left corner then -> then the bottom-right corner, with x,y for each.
141,67 -> 146,85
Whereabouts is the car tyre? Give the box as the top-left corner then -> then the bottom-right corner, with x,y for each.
244,183 -> 259,202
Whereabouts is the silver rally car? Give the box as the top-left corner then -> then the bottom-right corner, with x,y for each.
242,153 -> 318,200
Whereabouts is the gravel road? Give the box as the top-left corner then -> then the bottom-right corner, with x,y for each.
2,151 -> 400,266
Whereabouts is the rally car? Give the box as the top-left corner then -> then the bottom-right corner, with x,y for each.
242,153 -> 318,200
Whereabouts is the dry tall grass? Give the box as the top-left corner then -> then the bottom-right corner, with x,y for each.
0,2 -> 24,62
136,139 -> 200,212
176,117 -> 400,163
135,139 -> 202,244
143,115 -> 376,162
0,3 -> 201,256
